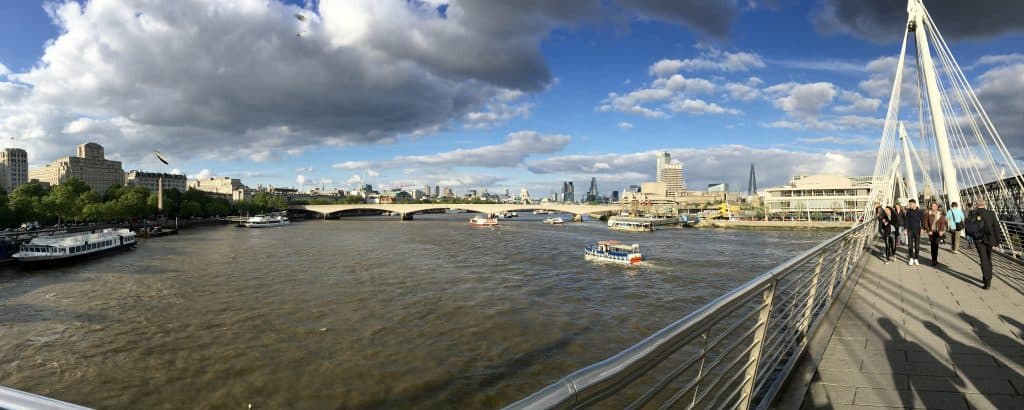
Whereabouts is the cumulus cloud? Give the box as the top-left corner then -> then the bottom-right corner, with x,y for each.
391,130 -> 571,169
667,98 -> 740,115
295,167 -> 314,173
364,169 -> 381,177
464,89 -> 534,129
345,174 -> 362,186
649,45 -> 765,76
833,90 -> 881,113
599,69 -> 739,118
526,145 -> 876,190
3,0 -> 747,167
764,82 -> 837,119
975,62 -> 1024,157
969,53 -> 1024,69
0,62 -> 9,77
812,0 -> 1024,43
618,122 -> 633,130
189,169 -> 213,180
296,174 -> 307,186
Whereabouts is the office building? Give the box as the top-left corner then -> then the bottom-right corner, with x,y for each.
627,185 -> 641,193
29,142 -> 125,194
125,170 -> 188,193
562,181 -> 575,203
586,177 -> 599,202
611,190 -> 620,203
656,152 -> 670,182
188,176 -> 252,202
0,148 -> 28,193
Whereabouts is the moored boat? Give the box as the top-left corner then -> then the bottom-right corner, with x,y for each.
13,228 -> 137,263
585,240 -> 642,265
608,219 -> 653,232
243,214 -> 290,228
542,217 -> 565,225
469,216 -> 498,226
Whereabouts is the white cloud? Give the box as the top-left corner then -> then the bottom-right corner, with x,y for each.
617,122 -> 633,130
599,73 -> 737,119
667,98 -> 740,115
392,130 -> 571,168
970,53 -> 1024,69
189,169 -> 213,180
364,169 -> 380,177
464,88 -> 534,129
0,62 -> 9,77
526,145 -> 875,190
764,82 -> 837,119
976,63 -> 1024,157
795,136 -> 875,145
833,91 -> 881,113
724,82 -> 759,102
296,174 -> 307,186
296,166 -> 314,173
649,46 -> 765,76
331,161 -> 371,170
346,174 -> 362,185
170,168 -> 182,175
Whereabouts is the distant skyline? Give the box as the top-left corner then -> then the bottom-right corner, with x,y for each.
0,0 -> 1021,195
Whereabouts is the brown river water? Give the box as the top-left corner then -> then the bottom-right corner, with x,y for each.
0,214 -> 834,409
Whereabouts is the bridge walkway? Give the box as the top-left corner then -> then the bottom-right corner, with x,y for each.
799,239 -> 1024,409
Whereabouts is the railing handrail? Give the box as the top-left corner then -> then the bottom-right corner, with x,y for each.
0,385 -> 92,410
506,221 -> 870,409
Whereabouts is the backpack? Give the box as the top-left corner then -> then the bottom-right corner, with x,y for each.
964,211 -> 983,239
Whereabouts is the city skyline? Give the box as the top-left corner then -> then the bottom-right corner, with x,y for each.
0,1 -> 1021,195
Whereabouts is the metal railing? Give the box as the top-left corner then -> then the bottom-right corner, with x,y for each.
506,222 -> 873,409
0,385 -> 91,410
995,220 -> 1022,259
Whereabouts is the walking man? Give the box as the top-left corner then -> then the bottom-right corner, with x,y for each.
968,199 -> 999,289
904,199 -> 923,266
946,202 -> 964,253
923,202 -> 948,266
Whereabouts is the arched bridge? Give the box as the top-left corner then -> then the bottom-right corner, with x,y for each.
289,203 -> 622,221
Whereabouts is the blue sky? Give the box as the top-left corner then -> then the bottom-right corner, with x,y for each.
0,0 -> 1021,196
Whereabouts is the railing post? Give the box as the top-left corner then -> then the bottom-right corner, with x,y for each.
799,252 -> 826,336
738,280 -> 776,409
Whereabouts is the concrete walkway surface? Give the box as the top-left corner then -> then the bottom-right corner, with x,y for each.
802,238 -> 1024,409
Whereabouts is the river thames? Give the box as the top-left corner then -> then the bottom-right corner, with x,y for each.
0,215 -> 835,408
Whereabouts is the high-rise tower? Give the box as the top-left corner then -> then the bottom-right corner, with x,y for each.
747,163 -> 757,195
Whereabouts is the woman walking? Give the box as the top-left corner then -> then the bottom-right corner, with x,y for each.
893,203 -> 905,253
923,202 -> 948,266
880,206 -> 895,263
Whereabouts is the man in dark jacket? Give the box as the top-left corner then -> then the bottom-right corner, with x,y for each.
969,199 -> 1000,289
903,199 -> 924,266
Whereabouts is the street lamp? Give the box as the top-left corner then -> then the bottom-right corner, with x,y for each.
154,151 -> 169,213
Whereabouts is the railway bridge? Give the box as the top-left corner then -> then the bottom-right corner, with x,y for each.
289,203 -> 622,222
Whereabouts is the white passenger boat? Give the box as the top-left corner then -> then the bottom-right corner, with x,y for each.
608,219 -> 653,232
469,216 -> 498,226
542,217 -> 565,225
13,228 -> 137,263
243,214 -> 290,228
585,241 -> 642,265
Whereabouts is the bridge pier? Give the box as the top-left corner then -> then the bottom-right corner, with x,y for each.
400,213 -> 414,221
573,214 -> 583,223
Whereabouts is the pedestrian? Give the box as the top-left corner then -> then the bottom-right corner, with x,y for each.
904,199 -> 923,265
966,199 -> 1000,289
923,202 -> 948,266
946,201 -> 964,253
873,202 -> 883,240
893,203 -> 905,248
880,206 -> 895,263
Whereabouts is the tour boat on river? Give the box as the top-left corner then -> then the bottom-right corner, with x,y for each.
469,216 -> 498,226
585,240 -> 642,265
13,228 -> 137,263
243,214 -> 290,228
542,217 -> 566,225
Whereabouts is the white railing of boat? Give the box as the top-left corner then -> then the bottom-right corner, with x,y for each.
507,221 -> 874,409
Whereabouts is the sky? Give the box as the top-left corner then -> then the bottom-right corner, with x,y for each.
0,0 -> 1021,197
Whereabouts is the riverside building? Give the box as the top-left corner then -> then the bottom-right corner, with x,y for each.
29,142 -> 124,194
125,170 -> 188,193
0,148 -> 28,193
763,175 -> 872,220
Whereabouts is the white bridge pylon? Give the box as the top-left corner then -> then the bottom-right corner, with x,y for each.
868,0 -> 1023,217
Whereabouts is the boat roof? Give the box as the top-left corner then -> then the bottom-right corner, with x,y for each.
27,228 -> 133,246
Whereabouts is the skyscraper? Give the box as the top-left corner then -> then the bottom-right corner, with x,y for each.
656,152 -> 671,182
434,185 -> 440,197
562,180 -> 575,203
586,177 -> 599,202
659,161 -> 686,196
748,163 -> 757,195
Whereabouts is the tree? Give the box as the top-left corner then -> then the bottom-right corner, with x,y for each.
9,181 -> 48,224
44,178 -> 91,224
